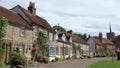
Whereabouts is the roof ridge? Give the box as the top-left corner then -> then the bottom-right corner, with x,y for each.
0,6 -> 17,14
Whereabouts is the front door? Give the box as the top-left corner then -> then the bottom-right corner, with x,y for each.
5,42 -> 12,64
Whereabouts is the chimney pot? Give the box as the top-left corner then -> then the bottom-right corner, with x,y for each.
83,33 -> 87,41
67,30 -> 73,34
28,2 -> 36,15
99,32 -> 102,42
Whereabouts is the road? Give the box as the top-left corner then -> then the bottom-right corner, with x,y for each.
29,57 -> 110,68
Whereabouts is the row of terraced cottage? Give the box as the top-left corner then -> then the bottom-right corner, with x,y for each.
0,2 -> 114,64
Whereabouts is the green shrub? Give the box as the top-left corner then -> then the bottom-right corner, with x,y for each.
28,60 -> 34,64
0,65 -> 7,68
55,57 -> 64,61
35,54 -> 43,61
42,56 -> 50,63
58,58 -> 64,61
11,52 -> 27,65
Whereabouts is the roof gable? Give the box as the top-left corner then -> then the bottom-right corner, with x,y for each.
66,33 -> 87,44
11,5 -> 55,33
0,6 -> 32,28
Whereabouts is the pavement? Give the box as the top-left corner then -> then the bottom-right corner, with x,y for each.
29,57 -> 111,68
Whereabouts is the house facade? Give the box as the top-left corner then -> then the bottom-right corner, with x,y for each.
55,30 -> 72,59
67,31 -> 89,58
87,32 -> 113,56
0,6 -> 33,64
114,35 -> 120,53
11,2 -> 56,61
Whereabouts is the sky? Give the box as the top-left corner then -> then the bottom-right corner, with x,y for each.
0,0 -> 120,37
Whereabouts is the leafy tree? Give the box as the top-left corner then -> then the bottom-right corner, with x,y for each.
73,44 -> 81,56
37,31 -> 49,56
53,25 -> 66,33
97,47 -> 106,56
93,36 -> 99,38
0,18 -> 8,64
74,33 -> 84,39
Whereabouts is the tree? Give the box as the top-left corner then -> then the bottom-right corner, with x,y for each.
0,18 -> 8,64
53,25 -> 66,33
73,44 -> 81,56
74,33 -> 84,39
37,31 -> 49,56
97,47 -> 105,57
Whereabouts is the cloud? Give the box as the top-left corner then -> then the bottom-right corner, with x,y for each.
1,0 -> 120,37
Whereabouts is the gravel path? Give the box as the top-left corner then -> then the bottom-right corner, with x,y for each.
29,57 -> 111,68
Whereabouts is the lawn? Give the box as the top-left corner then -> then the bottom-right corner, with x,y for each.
87,59 -> 120,68
0,65 -> 7,68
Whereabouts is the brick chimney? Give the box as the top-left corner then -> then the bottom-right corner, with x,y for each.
83,33 -> 87,41
67,30 -> 73,34
28,2 -> 36,15
99,32 -> 103,42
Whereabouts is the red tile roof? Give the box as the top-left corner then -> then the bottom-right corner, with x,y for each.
35,16 -> 55,33
92,38 -> 102,45
66,33 -> 87,44
0,6 -> 32,28
14,5 -> 55,33
91,37 -> 113,45
102,38 -> 113,44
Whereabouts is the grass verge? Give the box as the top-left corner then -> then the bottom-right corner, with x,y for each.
87,59 -> 120,68
0,65 -> 7,68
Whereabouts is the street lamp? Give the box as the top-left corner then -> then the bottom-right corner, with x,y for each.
62,34 -> 66,60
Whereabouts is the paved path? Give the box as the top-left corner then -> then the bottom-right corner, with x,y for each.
29,57 -> 111,68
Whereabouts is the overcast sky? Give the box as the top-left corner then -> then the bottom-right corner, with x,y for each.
1,0 -> 120,37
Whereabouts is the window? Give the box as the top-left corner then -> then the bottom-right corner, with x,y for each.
20,26 -> 25,37
34,31 -> 38,37
52,34 -> 55,41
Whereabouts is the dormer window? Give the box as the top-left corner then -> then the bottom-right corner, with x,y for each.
20,26 -> 25,37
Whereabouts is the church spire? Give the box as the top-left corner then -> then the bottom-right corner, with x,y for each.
110,24 -> 112,33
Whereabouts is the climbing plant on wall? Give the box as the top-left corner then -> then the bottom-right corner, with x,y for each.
0,17 -> 8,65
37,31 -> 49,56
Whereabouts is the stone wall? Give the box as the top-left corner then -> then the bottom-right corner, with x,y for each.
5,23 -> 33,60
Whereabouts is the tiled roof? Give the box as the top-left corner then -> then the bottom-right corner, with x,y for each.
102,38 -> 113,44
92,37 -> 113,45
35,16 -> 55,33
66,33 -> 87,44
92,38 -> 102,45
0,6 -> 32,28
14,5 -> 55,33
